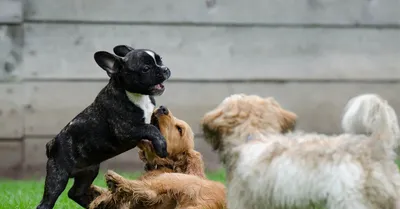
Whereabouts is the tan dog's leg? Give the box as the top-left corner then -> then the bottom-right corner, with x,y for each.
88,192 -> 112,209
89,189 -> 132,209
91,185 -> 108,195
88,185 -> 112,209
89,171 -> 142,209
105,170 -> 160,205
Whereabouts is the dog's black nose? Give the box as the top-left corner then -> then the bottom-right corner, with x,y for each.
158,106 -> 169,115
161,66 -> 170,78
161,66 -> 169,72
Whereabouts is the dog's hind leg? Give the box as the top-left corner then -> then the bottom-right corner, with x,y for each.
87,190 -> 115,209
36,158 -> 70,209
105,170 -> 160,205
68,164 -> 100,208
87,185 -> 111,209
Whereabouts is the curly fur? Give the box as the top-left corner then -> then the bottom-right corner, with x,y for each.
89,107 -> 226,209
201,93 -> 400,209
342,93 -> 400,149
99,170 -> 226,209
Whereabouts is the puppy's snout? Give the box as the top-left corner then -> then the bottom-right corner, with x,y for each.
157,106 -> 169,115
161,66 -> 169,72
161,66 -> 170,78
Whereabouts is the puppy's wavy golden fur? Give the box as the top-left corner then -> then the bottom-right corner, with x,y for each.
202,93 -> 400,209
89,107 -> 226,209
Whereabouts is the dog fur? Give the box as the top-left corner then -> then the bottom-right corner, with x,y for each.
88,106 -> 226,209
342,93 -> 400,148
201,93 -> 400,209
36,45 -> 171,209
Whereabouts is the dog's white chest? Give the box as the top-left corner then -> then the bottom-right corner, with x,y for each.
126,92 -> 155,124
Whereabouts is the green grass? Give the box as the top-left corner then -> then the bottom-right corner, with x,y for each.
3,161 -> 400,209
0,170 -> 226,209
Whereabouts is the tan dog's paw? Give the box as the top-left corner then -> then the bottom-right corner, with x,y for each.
91,185 -> 108,195
138,139 -> 157,162
138,150 -> 147,162
104,170 -> 124,193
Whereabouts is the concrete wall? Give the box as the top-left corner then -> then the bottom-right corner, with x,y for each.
1,0 -> 400,178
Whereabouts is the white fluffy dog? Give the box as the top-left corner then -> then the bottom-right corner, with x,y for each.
201,93 -> 400,209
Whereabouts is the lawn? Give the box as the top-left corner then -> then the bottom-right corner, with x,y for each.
3,161 -> 400,209
0,170 -> 226,209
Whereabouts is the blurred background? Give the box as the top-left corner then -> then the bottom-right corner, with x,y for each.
1,0 -> 400,179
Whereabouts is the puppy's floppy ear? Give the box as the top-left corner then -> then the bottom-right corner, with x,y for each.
201,107 -> 224,131
94,51 -> 122,76
113,45 -> 134,57
265,97 -> 297,132
280,109 -> 297,133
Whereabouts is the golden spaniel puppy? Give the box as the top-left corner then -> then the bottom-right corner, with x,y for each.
89,106 -> 226,209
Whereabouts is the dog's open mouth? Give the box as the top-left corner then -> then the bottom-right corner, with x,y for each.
152,83 -> 165,91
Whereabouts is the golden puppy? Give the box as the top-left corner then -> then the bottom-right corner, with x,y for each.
136,106 -> 206,180
89,106 -> 226,209
202,93 -> 400,209
103,171 -> 226,209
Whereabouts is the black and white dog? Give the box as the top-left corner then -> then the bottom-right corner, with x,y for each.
36,45 -> 171,209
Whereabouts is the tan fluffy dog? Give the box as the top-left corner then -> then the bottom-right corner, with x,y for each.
88,106 -> 226,209
201,93 -> 400,209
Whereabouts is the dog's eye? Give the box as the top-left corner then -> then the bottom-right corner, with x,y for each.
176,125 -> 183,136
142,66 -> 150,73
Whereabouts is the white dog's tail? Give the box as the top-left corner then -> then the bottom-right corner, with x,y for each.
342,94 -> 400,150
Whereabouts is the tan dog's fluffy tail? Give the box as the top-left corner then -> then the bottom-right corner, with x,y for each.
342,94 -> 400,151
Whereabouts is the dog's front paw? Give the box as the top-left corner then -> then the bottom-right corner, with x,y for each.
106,181 -> 116,193
88,193 -> 113,209
91,185 -> 107,195
152,136 -> 168,158
105,170 -> 123,193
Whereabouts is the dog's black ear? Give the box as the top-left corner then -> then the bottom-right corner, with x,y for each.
113,45 -> 134,57
94,51 -> 122,75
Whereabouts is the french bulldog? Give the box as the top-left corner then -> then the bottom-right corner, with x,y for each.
36,45 -> 171,209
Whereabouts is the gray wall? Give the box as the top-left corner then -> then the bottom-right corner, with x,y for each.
1,0 -> 400,178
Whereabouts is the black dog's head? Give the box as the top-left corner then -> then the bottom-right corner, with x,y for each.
94,45 -> 171,96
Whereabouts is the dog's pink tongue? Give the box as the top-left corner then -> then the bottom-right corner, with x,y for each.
155,84 -> 164,90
